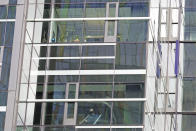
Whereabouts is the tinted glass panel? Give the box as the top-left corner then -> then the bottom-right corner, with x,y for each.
79,83 -> 112,98
84,21 -> 105,42
47,84 -> 65,99
0,92 -> 7,106
115,43 -> 146,69
183,78 -> 196,111
80,75 -> 113,83
81,59 -> 114,70
8,6 -> 16,19
5,22 -> 15,45
119,2 -> 149,17
53,21 -> 83,43
0,23 -> 6,45
114,83 -> 144,98
182,115 -> 196,131
54,4 -> 84,18
48,75 -> 79,83
86,3 -> 106,17
45,102 -> 64,125
0,112 -> 5,131
117,20 -> 148,42
49,59 -> 80,70
114,75 -> 145,83
50,46 -> 80,57
82,45 -> 114,56
112,102 -> 143,125
183,44 -> 196,77
77,102 -> 111,125
0,6 -> 6,19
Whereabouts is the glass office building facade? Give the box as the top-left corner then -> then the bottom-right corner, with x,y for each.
1,0 -> 196,131
17,0 -> 149,130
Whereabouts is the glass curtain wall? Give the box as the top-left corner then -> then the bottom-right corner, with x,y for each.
17,0 -> 149,130
183,0 -> 196,130
0,0 -> 16,130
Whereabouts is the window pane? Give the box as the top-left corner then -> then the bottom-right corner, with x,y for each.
182,115 -> 196,131
0,22 -> 6,45
0,6 -> 6,19
8,6 -> 16,19
81,59 -> 114,70
48,75 -> 79,83
183,78 -> 196,111
82,45 -> 114,56
49,59 -> 80,70
108,21 -> 115,36
119,2 -> 149,17
54,4 -> 84,18
109,4 -> 116,17
47,84 -> 65,99
117,20 -> 148,42
114,75 -> 145,83
5,22 -> 15,45
79,83 -> 112,98
77,102 -> 111,125
112,102 -> 144,125
114,83 -> 144,98
0,112 -> 5,131
68,84 -> 76,99
86,3 -> 106,17
80,75 -> 113,83
115,43 -> 146,69
50,46 -> 80,57
45,102 -> 64,125
67,102 -> 75,118
33,103 -> 42,125
0,92 -> 7,106
183,44 -> 196,77
84,21 -> 105,42
52,21 -> 83,43
36,4 -> 51,18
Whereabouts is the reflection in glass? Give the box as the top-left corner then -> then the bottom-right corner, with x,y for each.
45,102 -> 65,125
47,84 -> 65,99
48,75 -> 79,83
119,2 -> 149,17
183,78 -> 196,111
49,59 -> 80,70
82,45 -> 114,56
182,115 -> 196,131
109,4 -> 116,17
0,92 -> 7,106
108,21 -> 115,36
81,59 -> 114,70
0,112 -> 5,131
114,75 -> 145,83
52,21 -> 83,43
5,22 -> 15,45
112,102 -> 143,125
0,6 -> 6,19
68,84 -> 76,99
117,20 -> 148,42
80,75 -> 113,83
33,103 -> 42,125
183,44 -> 196,77
8,6 -> 16,19
86,3 -> 106,17
54,4 -> 84,18
67,102 -> 75,118
114,83 -> 144,98
84,21 -> 105,42
50,46 -> 80,57
115,44 -> 146,69
79,83 -> 112,98
77,102 -> 111,125
0,22 -> 6,45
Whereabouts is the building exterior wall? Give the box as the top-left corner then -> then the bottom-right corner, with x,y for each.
1,0 -> 196,131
